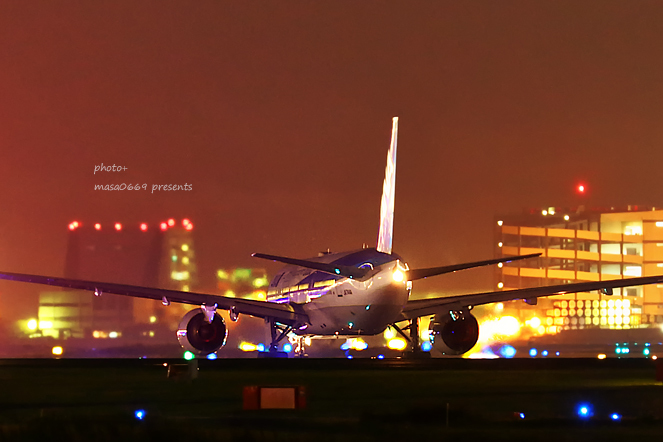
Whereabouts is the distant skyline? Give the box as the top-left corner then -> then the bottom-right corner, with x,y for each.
2,1 -> 663,322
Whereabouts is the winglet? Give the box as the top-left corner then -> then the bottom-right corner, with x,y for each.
377,117 -> 399,254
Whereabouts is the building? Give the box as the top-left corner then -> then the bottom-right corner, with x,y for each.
216,267 -> 270,300
495,206 -> 663,333
35,218 -> 197,339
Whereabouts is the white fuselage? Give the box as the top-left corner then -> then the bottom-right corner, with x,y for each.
266,249 -> 411,335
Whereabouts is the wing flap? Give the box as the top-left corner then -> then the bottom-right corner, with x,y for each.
0,271 -> 306,325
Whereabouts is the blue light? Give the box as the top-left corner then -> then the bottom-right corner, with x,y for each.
421,341 -> 432,352
555,352 -> 560,356
616,347 -> 622,354
500,345 -> 517,359
519,413 -> 525,419
577,403 -> 592,419
334,268 -> 341,274
206,353 -> 217,360
347,354 -> 353,359
541,350 -> 548,357
529,348 -> 537,357
623,348 -> 630,354
611,413 -> 621,421
365,305 -> 371,310
340,342 -> 351,351
257,343 -> 265,352
283,343 -> 293,353
135,409 -> 146,420
644,348 -> 650,356
377,354 -> 384,359
348,322 -> 354,328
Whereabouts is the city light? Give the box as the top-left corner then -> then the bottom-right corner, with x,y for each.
94,223 -> 101,230
185,222 -> 194,231
577,184 -> 586,194
27,319 -> 37,331
52,346 -> 63,356
114,223 -> 122,231
160,222 -> 167,231
168,218 -> 175,227
140,223 -> 148,231
182,218 -> 191,227
239,342 -> 257,352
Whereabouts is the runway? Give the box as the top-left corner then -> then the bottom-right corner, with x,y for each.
0,357 -> 661,441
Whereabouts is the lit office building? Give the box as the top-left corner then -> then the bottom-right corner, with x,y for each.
35,219 -> 197,339
216,268 -> 269,301
495,206 -> 663,332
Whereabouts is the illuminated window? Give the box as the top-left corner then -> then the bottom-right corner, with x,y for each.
181,244 -> 189,252
593,308 -> 599,317
592,300 -> 599,308
656,222 -> 663,228
607,299 -> 614,308
569,300 -> 576,309
585,309 -> 591,316
592,317 -> 599,326
600,300 -> 607,308
561,301 -> 568,309
497,220 -> 503,226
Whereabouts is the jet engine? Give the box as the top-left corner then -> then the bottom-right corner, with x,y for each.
428,313 -> 479,355
177,309 -> 228,355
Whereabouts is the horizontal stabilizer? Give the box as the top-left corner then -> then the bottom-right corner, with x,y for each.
407,253 -> 541,281
252,253 -> 369,279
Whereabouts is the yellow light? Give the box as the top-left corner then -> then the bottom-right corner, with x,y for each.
498,242 -> 503,247
27,319 -> 37,331
392,270 -> 404,282
597,353 -> 606,360
387,338 -> 407,351
181,244 -> 189,252
239,342 -> 257,352
383,326 -> 396,340
528,317 -> 541,329
542,210 -> 548,216
495,303 -> 504,312
304,337 -> 312,346
39,321 -> 53,329
497,220 -> 503,226
52,346 -> 63,356
182,257 -> 190,265
498,262 -> 503,268
497,282 -> 504,289
653,355 -> 658,360
149,316 -> 157,323
564,215 -> 570,221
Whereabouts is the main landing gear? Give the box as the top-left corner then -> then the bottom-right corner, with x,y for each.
392,317 -> 431,359
257,318 -> 293,359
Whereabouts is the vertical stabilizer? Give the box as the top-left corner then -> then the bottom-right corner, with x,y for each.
376,117 -> 399,254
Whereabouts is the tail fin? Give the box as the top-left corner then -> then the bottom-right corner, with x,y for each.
376,117 -> 399,254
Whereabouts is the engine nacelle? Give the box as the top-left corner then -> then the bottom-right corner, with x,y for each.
428,313 -> 479,355
177,309 -> 228,355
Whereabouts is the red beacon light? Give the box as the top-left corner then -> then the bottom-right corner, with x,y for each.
94,223 -> 102,231
140,223 -> 148,232
160,222 -> 168,231
167,218 -> 175,227
114,223 -> 122,231
185,222 -> 193,231
68,223 -> 76,231
182,219 -> 191,227
577,184 -> 586,194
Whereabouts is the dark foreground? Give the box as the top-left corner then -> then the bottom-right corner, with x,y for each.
0,358 -> 661,441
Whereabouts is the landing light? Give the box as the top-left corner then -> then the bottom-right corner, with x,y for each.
387,338 -> 407,351
392,270 -> 404,282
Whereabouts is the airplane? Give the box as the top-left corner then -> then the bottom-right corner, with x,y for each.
1,117 -> 663,358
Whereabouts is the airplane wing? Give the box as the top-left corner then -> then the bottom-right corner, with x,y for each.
0,271 -> 307,326
406,253 -> 541,281
400,274 -> 663,320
